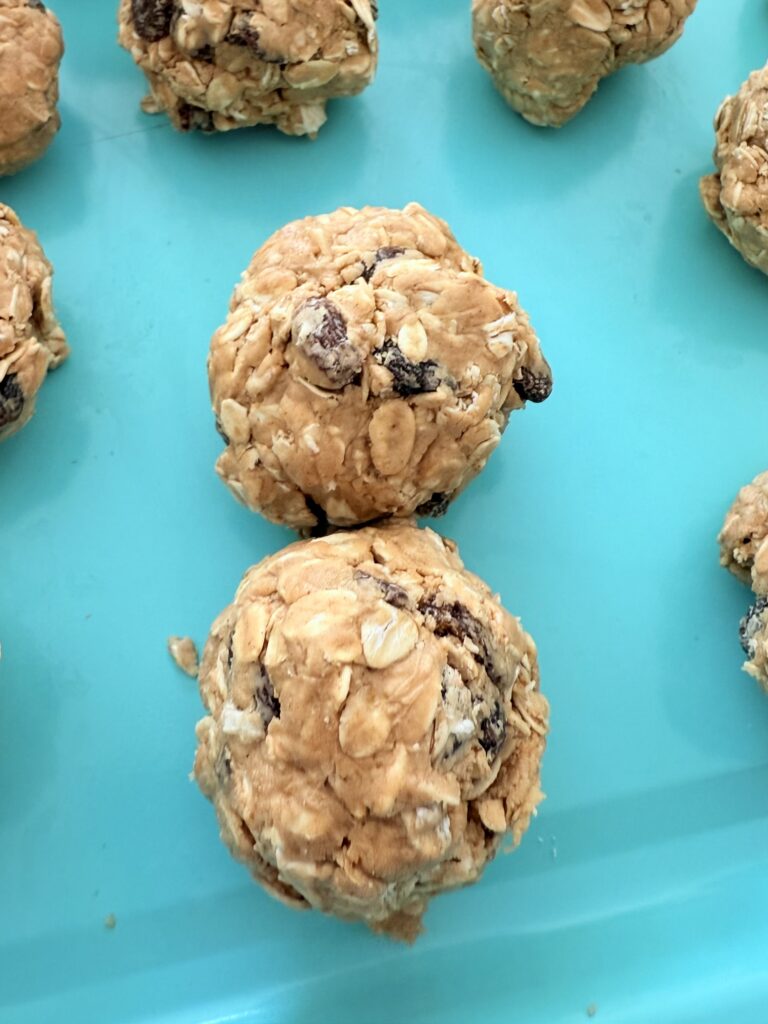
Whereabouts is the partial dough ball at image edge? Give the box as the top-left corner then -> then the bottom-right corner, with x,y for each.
0,0 -> 64,175
208,202 -> 552,531
0,203 -> 68,442
472,0 -> 698,128
194,521 -> 549,940
117,0 -> 378,137
700,64 -> 768,276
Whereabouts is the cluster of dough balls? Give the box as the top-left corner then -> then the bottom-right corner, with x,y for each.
0,0 -> 64,175
208,202 -> 552,531
472,0 -> 698,127
0,203 -> 68,442
118,0 -> 378,137
700,64 -> 768,276
194,521 -> 549,940
718,471 -> 768,692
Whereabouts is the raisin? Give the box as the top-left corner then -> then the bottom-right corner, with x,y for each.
739,597 -> 768,657
0,374 -> 24,429
292,297 -> 362,388
27,0 -> 46,10
415,492 -> 451,518
373,340 -> 442,397
354,570 -> 409,609
419,597 -> 501,687
215,745 -> 232,785
513,366 -> 552,404
226,17 -> 284,62
195,44 -> 215,63
255,665 -> 280,725
215,416 -> 229,444
131,0 -> 174,42
478,701 -> 506,760
361,246 -> 405,283
177,102 -> 215,132
370,0 -> 379,19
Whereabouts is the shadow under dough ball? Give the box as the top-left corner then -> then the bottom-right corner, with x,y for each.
0,0 -> 64,175
700,64 -> 768,276
0,203 -> 68,442
472,0 -> 698,127
208,202 -> 552,532
194,520 -> 549,941
117,0 -> 378,136
718,470 -> 768,692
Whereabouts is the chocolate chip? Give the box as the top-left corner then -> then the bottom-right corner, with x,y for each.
513,366 -> 552,404
354,570 -> 409,609
255,665 -> 280,725
361,246 -> 405,283
292,297 -> 362,388
131,0 -> 174,42
415,492 -> 451,518
0,374 -> 24,429
373,340 -> 442,397
478,701 -> 506,759
226,17 -> 284,62
177,102 -> 215,132
419,597 -> 501,687
740,597 -> 768,657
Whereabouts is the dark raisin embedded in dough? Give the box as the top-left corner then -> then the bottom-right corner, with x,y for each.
131,0 -> 174,42
215,745 -> 233,785
255,665 -> 280,725
177,102 -> 215,132
195,44 -> 215,63
226,16 -> 284,62
370,0 -> 379,19
373,340 -> 442,397
740,597 -> 768,657
416,492 -> 451,518
27,0 -> 46,10
292,297 -> 362,388
361,246 -> 405,283
478,701 -> 506,760
0,374 -> 24,428
513,366 -> 552,404
419,597 -> 501,686
354,570 -> 409,609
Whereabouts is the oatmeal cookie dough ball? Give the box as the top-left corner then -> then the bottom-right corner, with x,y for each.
700,65 -> 768,276
194,521 -> 549,940
472,0 -> 697,128
0,203 -> 68,442
718,471 -> 768,598
209,203 -> 551,531
0,0 -> 64,175
117,0 -> 378,137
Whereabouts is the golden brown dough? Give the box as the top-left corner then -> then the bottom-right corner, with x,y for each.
194,521 -> 549,940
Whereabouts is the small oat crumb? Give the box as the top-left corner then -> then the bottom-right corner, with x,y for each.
168,635 -> 199,678
104,913 -> 117,930
586,1004 -> 598,1018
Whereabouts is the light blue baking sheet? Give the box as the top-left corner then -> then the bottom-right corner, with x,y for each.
1,1 -> 768,1021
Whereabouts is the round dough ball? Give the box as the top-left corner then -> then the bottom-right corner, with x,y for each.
117,0 -> 378,137
740,597 -> 768,694
700,65 -> 768,276
718,471 -> 768,597
194,521 -> 549,940
209,203 -> 552,531
0,0 -> 64,175
0,203 -> 68,442
472,0 -> 697,127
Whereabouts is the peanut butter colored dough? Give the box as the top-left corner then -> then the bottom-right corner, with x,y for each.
194,521 -> 549,940
0,0 -> 64,175
117,0 -> 377,137
0,203 -> 68,442
700,65 -> 768,276
472,0 -> 697,128
208,203 -> 552,531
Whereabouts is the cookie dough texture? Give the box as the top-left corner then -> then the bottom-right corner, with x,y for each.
0,0 -> 64,175
209,203 -> 551,531
0,203 -> 68,442
472,0 -> 697,127
719,471 -> 768,692
194,521 -> 549,940
700,65 -> 768,276
117,0 -> 377,137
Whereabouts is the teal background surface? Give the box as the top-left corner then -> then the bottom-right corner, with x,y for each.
1,1 -> 768,1021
